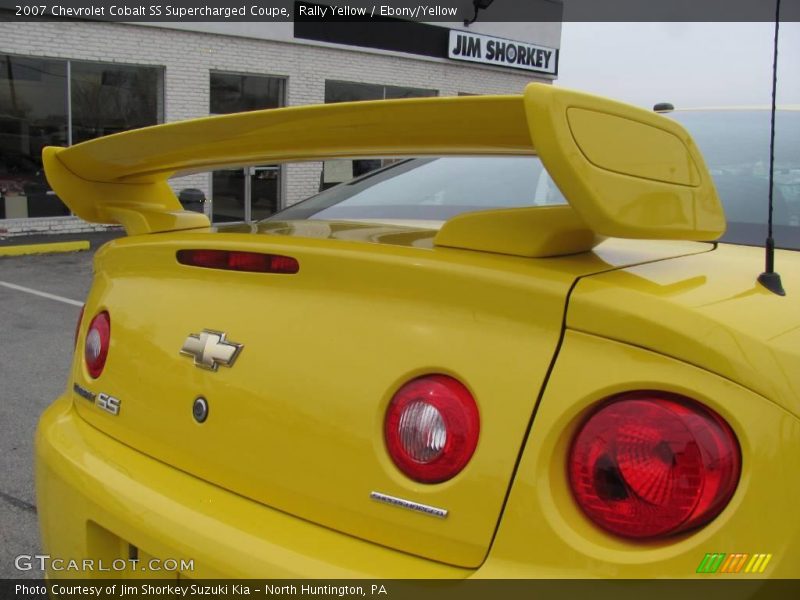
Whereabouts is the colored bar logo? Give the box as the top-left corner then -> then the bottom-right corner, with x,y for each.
696,553 -> 773,574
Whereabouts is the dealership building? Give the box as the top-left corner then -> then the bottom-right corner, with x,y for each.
0,5 -> 560,236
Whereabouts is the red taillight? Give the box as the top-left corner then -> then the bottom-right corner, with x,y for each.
74,304 -> 85,348
568,392 -> 740,540
84,311 -> 111,379
385,375 -> 480,483
177,249 -> 299,274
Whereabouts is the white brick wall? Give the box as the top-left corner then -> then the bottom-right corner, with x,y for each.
0,21 -> 550,236
0,216 -> 122,237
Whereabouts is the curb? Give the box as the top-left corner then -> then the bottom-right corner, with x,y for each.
0,240 -> 91,257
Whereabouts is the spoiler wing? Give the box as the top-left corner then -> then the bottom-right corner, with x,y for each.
43,83 -> 725,246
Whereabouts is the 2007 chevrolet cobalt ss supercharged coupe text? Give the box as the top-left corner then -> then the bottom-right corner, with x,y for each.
35,84 -> 799,578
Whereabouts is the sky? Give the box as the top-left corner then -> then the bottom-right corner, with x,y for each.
556,22 -> 800,109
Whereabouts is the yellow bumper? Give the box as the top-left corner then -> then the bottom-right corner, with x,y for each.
35,394 -> 468,579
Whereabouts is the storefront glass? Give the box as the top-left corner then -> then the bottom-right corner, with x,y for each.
0,54 -> 163,220
71,61 -> 163,144
0,55 -> 67,219
321,80 -> 437,190
210,72 -> 285,223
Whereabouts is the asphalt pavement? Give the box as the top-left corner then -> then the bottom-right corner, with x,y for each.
0,245 -> 99,579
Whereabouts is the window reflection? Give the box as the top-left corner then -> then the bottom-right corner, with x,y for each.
211,72 -> 284,114
0,54 -> 163,220
321,80 -> 437,190
71,62 -> 163,145
0,55 -> 67,218
210,72 -> 285,223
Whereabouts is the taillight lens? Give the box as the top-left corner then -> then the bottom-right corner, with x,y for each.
568,392 -> 740,540
385,375 -> 480,483
177,249 -> 299,274
84,311 -> 111,379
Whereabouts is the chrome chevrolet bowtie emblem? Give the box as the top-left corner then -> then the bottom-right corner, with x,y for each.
180,330 -> 243,371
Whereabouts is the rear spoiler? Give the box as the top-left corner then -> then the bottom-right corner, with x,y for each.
43,83 -> 724,253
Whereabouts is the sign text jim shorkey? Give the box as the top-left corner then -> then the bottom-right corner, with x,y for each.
448,30 -> 557,75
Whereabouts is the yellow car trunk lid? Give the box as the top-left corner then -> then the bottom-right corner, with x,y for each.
70,224 -> 712,567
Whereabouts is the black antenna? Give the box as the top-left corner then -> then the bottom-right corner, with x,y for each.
757,0 -> 786,296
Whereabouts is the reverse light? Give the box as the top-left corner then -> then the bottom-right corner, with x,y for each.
385,375 -> 480,483
177,249 -> 299,274
568,392 -> 741,540
84,311 -> 111,379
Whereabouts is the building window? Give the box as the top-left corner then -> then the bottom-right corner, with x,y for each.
71,61 -> 163,145
211,72 -> 284,114
324,81 -> 436,103
0,55 -> 67,219
384,84 -> 438,100
210,72 -> 286,224
321,80 -> 437,189
0,54 -> 163,220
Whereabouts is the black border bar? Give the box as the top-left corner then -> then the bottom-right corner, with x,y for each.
2,0 -> 799,23
5,579 -> 800,600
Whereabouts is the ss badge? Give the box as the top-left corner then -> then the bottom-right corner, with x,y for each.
97,392 -> 121,416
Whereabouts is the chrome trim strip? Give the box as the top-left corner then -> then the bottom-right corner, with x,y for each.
369,491 -> 448,519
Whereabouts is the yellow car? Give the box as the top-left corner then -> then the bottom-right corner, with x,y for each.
35,84 -> 799,579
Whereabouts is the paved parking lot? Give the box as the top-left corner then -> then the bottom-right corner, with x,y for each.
0,240 -> 108,578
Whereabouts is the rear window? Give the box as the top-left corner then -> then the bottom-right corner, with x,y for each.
270,111 -> 800,251
670,110 -> 799,250
270,157 -> 566,222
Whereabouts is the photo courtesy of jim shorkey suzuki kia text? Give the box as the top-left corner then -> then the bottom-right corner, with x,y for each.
15,583 -> 390,597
